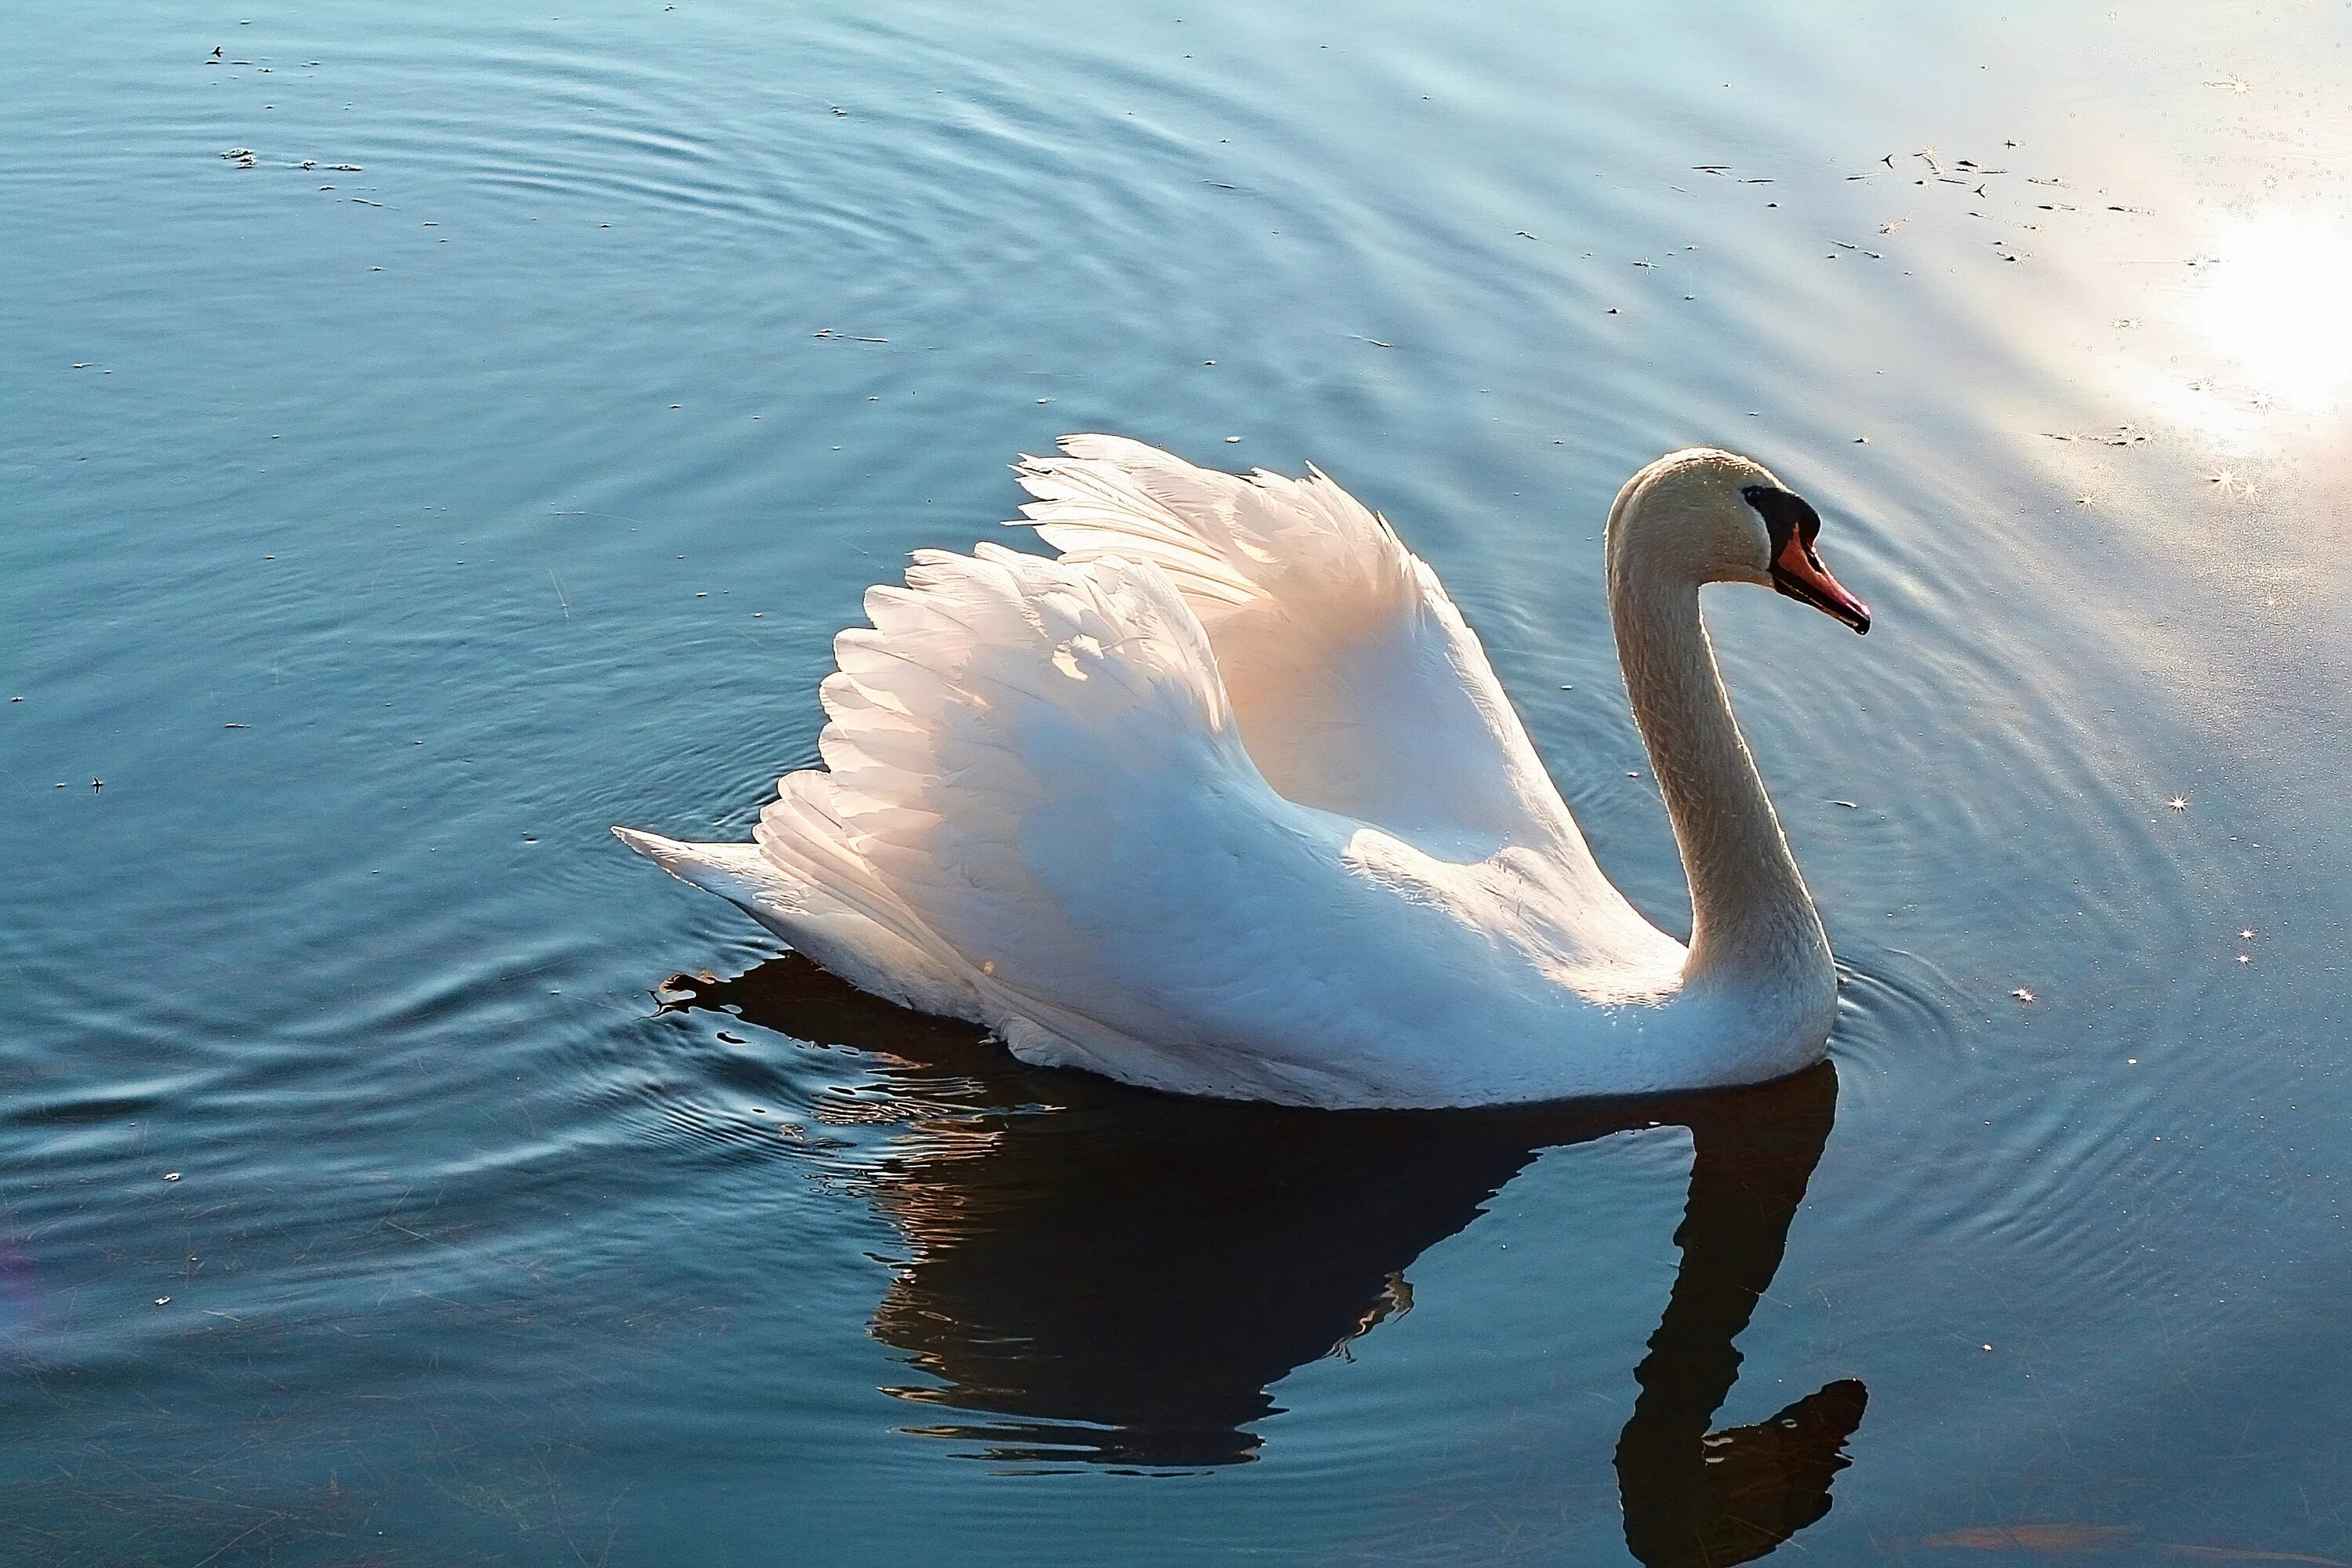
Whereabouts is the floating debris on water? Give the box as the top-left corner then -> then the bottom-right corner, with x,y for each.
1920,1525 -> 2140,1551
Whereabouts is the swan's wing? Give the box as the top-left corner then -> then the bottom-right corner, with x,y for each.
719,543 -> 1675,1108
1014,436 -> 1586,861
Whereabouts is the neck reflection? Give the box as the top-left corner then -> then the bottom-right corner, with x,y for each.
666,956 -> 1864,1561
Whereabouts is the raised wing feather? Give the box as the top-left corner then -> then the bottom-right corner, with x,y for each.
1014,436 -> 1589,861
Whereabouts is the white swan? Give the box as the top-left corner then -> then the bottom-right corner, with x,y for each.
617,438 -> 1871,1109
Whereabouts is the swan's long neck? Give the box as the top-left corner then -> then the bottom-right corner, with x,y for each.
1608,507 -> 1829,989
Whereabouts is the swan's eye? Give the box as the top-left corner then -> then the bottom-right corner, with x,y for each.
1740,485 -> 1822,556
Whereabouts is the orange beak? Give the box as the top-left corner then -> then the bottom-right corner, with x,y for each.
1770,533 -> 1871,633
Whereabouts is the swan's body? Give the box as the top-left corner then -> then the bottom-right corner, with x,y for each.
619,438 -> 1870,1109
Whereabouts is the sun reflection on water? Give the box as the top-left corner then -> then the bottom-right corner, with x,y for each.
2184,211 -> 2352,416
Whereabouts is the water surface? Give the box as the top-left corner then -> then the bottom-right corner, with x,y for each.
4,2 -> 2350,1563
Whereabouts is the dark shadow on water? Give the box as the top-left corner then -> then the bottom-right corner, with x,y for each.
662,955 -> 1866,1566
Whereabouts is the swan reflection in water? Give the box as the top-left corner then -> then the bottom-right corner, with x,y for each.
663,956 -> 1867,1566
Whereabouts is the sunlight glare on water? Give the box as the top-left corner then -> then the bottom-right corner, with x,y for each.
2188,210 -> 2352,418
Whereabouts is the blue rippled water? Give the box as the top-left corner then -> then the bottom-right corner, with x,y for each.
4,2 -> 2348,1563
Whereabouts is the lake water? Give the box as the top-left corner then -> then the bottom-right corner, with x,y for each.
5,2 -> 2350,1563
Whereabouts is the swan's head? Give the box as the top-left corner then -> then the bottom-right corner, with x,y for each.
1608,448 -> 1871,633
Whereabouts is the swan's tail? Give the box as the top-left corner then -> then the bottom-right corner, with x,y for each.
610,825 -> 982,1019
